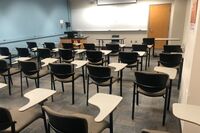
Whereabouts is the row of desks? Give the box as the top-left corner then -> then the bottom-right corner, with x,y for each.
96,37 -> 180,46
96,37 -> 180,57
0,51 -> 188,132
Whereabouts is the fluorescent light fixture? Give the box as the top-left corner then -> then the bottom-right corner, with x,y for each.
97,0 -> 137,5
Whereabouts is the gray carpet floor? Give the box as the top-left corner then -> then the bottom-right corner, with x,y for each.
0,49 -> 181,133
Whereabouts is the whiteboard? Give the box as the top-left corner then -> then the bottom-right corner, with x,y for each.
70,0 -> 149,31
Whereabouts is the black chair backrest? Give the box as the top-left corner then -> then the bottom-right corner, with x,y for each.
50,63 -> 74,79
119,52 -> 138,65
62,43 -> 74,50
37,48 -> 51,59
0,107 -> 13,131
20,61 -> 38,75
16,48 -> 30,57
87,64 -> 111,83
143,38 -> 155,45
86,50 -> 103,63
42,106 -> 88,133
132,44 -> 147,52
83,43 -> 96,50
0,47 -> 10,56
135,71 -> 169,93
111,35 -> 120,43
163,45 -> 182,53
59,49 -> 74,61
160,53 -> 182,67
44,42 -> 56,50
106,44 -> 120,53
0,60 -> 8,74
26,42 -> 37,49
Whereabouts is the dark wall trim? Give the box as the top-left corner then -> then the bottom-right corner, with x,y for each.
0,34 -> 64,45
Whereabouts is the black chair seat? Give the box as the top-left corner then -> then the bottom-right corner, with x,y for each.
26,69 -> 49,79
2,107 -> 43,133
54,73 -> 81,83
1,68 -> 20,76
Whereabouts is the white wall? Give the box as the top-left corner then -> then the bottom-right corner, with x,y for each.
70,0 -> 187,46
169,0 -> 187,45
178,0 -> 200,132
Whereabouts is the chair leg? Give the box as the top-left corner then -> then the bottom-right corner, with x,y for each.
20,72 -> 23,96
3,76 -> 7,84
85,66 -> 88,79
86,75 -> 89,106
136,85 -> 139,105
50,76 -> 54,102
35,79 -> 38,88
117,72 -> 120,82
82,66 -> 86,94
72,79 -> 75,105
53,80 -> 56,90
109,79 -> 112,94
140,57 -> 143,71
8,75 -> 12,96
97,85 -> 99,93
47,123 -> 51,133
10,77 -> 13,85
163,99 -> 167,126
26,77 -> 29,88
132,83 -> 136,119
61,82 -> 64,92
9,56 -> 12,67
50,75 -> 53,90
178,60 -> 183,89
38,78 -> 40,88
162,89 -> 168,126
109,84 -> 112,94
148,49 -> 151,66
11,123 -> 16,133
42,109 -> 48,133
145,55 -> 148,70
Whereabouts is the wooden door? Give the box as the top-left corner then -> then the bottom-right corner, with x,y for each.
148,4 -> 171,49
